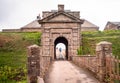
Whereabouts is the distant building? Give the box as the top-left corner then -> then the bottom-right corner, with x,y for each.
2,29 -> 21,32
81,19 -> 99,31
21,20 -> 41,32
20,19 -> 99,32
2,5 -> 99,32
104,21 -> 120,30
3,19 -> 99,32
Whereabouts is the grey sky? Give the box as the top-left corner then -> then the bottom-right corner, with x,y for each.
0,0 -> 120,31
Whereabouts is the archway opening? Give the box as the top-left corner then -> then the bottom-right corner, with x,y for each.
56,43 -> 66,59
54,37 -> 68,60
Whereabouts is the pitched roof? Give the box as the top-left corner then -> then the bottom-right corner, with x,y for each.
109,22 -> 120,26
82,19 -> 98,28
21,20 -> 41,28
38,11 -> 83,23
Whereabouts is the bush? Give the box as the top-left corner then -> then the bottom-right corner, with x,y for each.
0,32 -> 41,82
0,66 -> 27,82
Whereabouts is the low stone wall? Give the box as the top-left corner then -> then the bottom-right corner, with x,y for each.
2,29 -> 21,32
2,28 -> 41,32
72,56 -> 97,74
27,45 -> 52,83
72,41 -> 113,82
40,56 -> 52,78
21,28 -> 41,32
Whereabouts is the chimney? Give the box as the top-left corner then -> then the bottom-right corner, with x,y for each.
58,4 -> 64,11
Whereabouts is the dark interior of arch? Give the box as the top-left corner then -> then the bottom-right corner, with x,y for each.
54,37 -> 68,60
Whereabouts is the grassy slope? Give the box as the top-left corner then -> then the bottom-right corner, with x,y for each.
0,30 -> 120,82
78,30 -> 120,58
0,32 -> 41,83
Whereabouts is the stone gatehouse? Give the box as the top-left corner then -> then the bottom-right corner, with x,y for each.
38,5 -> 83,60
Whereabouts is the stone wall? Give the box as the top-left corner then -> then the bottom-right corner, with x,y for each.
72,41 -> 112,82
27,45 -> 52,83
21,28 -> 41,32
40,56 -> 52,78
72,56 -> 97,73
2,29 -> 21,32
96,41 -> 112,82
27,45 -> 40,83
2,28 -> 41,32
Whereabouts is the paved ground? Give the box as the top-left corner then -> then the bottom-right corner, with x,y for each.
45,61 -> 100,83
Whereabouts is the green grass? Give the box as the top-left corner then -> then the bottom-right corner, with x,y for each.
78,30 -> 120,58
0,32 -> 41,82
1,30 -> 120,82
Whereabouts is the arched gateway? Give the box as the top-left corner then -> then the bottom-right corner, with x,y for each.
38,5 -> 83,60
54,37 -> 68,60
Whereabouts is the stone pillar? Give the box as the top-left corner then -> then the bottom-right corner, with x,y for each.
27,45 -> 40,83
96,41 -> 112,82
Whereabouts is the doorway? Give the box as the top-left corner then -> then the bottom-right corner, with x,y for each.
54,37 -> 68,60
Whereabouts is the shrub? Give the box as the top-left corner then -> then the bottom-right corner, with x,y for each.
0,66 -> 27,82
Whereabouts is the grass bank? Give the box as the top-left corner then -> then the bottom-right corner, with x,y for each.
78,30 -> 120,58
0,32 -> 41,83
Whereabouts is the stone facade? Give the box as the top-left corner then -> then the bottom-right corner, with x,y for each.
104,21 -> 120,30
38,5 -> 83,60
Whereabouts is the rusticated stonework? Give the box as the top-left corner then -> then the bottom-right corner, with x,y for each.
38,5 -> 83,60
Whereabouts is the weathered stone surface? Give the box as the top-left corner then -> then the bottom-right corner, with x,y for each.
27,44 -> 52,83
27,45 -> 40,83
40,56 -> 51,77
38,5 -> 83,60
37,76 -> 44,83
96,41 -> 112,82
72,41 -> 113,82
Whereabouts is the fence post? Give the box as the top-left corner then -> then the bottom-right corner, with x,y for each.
27,45 -> 40,83
96,41 -> 112,82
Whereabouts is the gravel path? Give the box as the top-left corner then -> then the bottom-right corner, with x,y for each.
45,61 -> 100,83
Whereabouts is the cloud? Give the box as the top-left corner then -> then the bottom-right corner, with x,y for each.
0,0 -> 120,31
0,0 -> 18,22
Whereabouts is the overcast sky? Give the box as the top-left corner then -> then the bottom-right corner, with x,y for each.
0,0 -> 120,31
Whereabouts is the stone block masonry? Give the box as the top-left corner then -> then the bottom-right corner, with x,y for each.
27,45 -> 40,83
27,45 -> 52,83
72,41 -> 114,82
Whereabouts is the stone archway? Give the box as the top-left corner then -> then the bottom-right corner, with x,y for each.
54,37 -> 68,60
38,5 -> 83,61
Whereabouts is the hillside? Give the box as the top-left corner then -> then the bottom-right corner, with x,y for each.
78,30 -> 120,58
0,30 -> 120,82
0,32 -> 41,83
